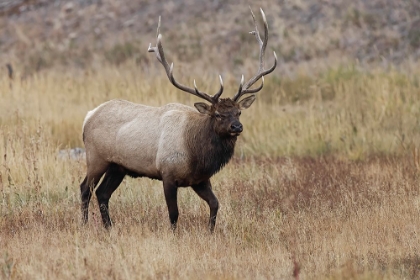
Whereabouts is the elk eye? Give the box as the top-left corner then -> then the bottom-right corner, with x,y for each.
238,111 -> 242,116
215,112 -> 222,119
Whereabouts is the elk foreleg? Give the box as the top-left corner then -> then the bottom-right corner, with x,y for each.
192,180 -> 219,233
163,181 -> 179,231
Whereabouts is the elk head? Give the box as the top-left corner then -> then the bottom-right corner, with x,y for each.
148,7 -> 277,138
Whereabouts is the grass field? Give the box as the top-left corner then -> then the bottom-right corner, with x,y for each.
1,62 -> 420,279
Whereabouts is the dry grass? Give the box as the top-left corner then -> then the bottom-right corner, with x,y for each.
1,63 -> 420,279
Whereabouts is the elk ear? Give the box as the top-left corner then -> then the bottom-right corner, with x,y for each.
238,95 -> 256,109
194,102 -> 212,115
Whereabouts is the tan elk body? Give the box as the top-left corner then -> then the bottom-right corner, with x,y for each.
80,8 -> 277,232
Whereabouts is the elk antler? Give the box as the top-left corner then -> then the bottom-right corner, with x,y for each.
232,8 -> 277,102
148,17 -> 224,104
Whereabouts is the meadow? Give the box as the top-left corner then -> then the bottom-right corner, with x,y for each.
1,62 -> 420,279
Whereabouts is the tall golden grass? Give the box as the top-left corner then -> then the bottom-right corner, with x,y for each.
1,63 -> 420,279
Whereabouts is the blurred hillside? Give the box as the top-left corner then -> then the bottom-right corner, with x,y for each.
1,0 -> 420,76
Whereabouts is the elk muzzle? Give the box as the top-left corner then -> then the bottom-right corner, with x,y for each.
229,121 -> 243,136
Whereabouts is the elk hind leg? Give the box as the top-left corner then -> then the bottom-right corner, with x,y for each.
95,163 -> 126,229
80,162 -> 109,224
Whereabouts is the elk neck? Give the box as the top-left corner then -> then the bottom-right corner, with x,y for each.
185,114 -> 237,180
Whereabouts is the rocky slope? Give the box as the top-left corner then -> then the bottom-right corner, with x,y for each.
1,0 -> 420,75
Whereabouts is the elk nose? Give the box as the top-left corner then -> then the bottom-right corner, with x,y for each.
231,123 -> 243,133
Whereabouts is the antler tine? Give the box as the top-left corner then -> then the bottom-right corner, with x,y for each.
213,75 -> 224,101
148,17 -> 223,104
248,8 -> 266,72
242,76 -> 264,94
236,75 -> 244,95
232,8 -> 277,102
156,16 -> 161,38
193,75 -> 224,103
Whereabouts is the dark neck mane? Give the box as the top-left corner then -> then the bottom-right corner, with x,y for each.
186,115 -> 237,180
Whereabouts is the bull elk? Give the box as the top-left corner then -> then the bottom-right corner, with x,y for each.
80,8 -> 277,232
